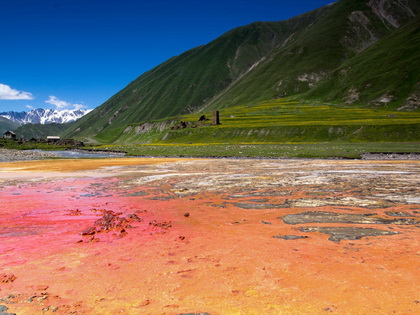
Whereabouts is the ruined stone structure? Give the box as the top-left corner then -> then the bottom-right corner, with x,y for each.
212,111 -> 220,125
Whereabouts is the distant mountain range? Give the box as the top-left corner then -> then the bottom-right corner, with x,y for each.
0,108 -> 92,125
62,0 -> 419,141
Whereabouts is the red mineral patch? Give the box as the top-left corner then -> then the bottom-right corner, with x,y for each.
0,158 -> 419,314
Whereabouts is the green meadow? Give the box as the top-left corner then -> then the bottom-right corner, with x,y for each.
215,100 -> 420,127
92,99 -> 420,158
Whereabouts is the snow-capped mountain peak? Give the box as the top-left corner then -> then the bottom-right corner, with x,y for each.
0,108 -> 92,125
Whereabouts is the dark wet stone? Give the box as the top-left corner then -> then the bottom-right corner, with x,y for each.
228,191 -> 291,198
147,196 -> 175,201
80,193 -> 102,197
273,235 -> 309,240
211,204 -> 227,208
297,227 -> 399,242
307,192 -> 332,196
281,211 -> 418,225
0,305 -> 16,315
248,198 -> 270,203
385,211 -> 416,217
261,220 -> 272,225
124,191 -> 149,197
232,202 -> 287,209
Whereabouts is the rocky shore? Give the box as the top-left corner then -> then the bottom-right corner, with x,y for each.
1,148 -> 420,162
361,152 -> 420,160
0,149 -> 57,162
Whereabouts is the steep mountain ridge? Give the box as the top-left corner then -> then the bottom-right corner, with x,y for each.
62,0 -> 419,141
202,0 -> 419,110
367,0 -> 417,28
305,14 -> 420,108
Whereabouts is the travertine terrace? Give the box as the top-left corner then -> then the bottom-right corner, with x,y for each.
0,158 -> 419,314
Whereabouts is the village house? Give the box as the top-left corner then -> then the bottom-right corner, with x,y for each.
3,131 -> 17,140
46,136 -> 61,143
28,138 -> 42,143
45,136 -> 84,146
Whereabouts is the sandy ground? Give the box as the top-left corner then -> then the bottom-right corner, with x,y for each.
0,158 -> 419,315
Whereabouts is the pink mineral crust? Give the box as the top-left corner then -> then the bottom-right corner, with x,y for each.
0,158 -> 419,314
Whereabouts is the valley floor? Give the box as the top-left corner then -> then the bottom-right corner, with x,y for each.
0,158 -> 419,314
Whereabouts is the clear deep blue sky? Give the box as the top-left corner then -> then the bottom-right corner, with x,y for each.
0,0 -> 334,112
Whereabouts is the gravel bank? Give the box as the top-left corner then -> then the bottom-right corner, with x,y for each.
2,149 -> 420,162
361,152 -> 420,160
0,149 -> 57,162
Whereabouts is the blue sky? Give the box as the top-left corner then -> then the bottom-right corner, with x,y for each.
0,0 -> 334,112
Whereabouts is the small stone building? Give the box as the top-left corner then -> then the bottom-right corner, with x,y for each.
3,131 -> 17,140
46,136 -> 61,143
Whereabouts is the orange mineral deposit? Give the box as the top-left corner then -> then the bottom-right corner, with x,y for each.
0,158 -> 419,314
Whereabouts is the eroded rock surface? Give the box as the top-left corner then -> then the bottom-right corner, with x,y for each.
282,211 -> 418,225
297,226 -> 399,242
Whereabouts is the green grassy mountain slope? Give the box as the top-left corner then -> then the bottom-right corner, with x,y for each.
304,15 -> 420,109
63,0 -> 419,142
63,5 -> 331,139
110,99 -> 420,144
0,117 -> 19,134
13,123 -> 71,140
200,0 -> 420,110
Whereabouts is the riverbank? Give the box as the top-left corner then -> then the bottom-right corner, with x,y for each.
0,149 -> 129,163
2,147 -> 420,163
0,149 -> 57,162
99,142 -> 420,160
